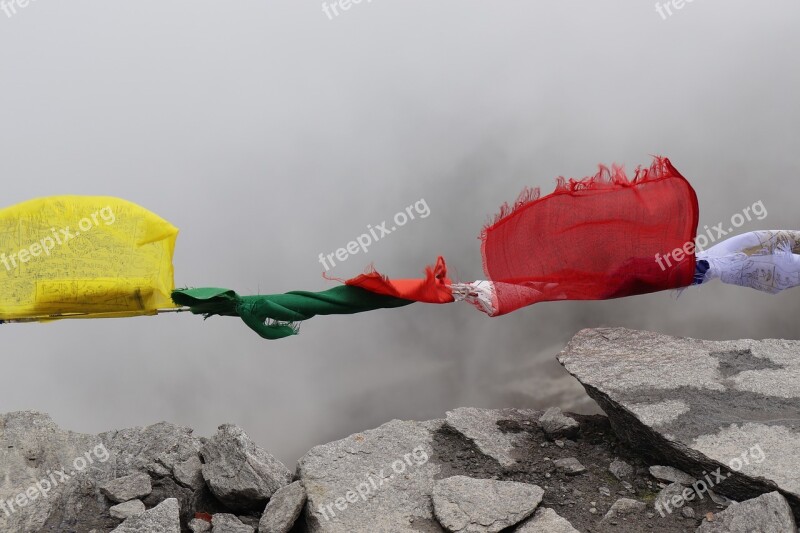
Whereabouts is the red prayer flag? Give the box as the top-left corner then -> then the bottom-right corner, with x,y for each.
481,157 -> 699,315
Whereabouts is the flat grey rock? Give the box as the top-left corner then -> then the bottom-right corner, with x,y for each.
444,407 -> 539,467
558,328 -> 800,517
259,480 -> 307,533
211,513 -> 255,533
100,473 -> 153,503
201,424 -> 292,512
538,408 -> 580,439
515,507 -> 579,532
111,498 -> 181,533
109,499 -> 146,520
602,497 -> 647,521
696,491 -> 796,532
432,476 -> 543,533
298,418 -> 443,533
649,465 -> 696,485
553,457 -> 586,475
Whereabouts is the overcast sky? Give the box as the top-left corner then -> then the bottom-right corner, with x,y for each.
0,1 -> 798,465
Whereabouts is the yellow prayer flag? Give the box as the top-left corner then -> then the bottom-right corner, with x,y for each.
0,196 -> 178,320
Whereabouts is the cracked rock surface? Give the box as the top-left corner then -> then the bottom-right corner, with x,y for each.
559,327 -> 800,517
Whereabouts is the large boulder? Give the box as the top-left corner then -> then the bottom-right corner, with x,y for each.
298,419 -> 443,533
0,411 -> 118,532
559,327 -> 800,518
696,491 -> 796,532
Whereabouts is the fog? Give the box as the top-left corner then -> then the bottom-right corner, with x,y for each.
0,1 -> 798,465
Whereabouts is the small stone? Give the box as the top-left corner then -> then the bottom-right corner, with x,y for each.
599,487 -> 611,497
554,457 -> 586,476
539,408 -> 580,439
211,513 -> 254,533
589,508 -> 597,514
100,473 -> 153,504
708,490 -> 735,507
109,500 -> 146,520
681,506 -> 695,518
648,465 -> 696,486
111,498 -> 180,533
189,517 -> 212,533
654,482 -> 686,513
609,459 -> 634,480
554,440 -> 565,448
516,507 -> 580,533
603,498 -> 647,522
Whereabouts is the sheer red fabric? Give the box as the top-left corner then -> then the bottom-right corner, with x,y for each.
481,157 -> 699,315
345,256 -> 455,304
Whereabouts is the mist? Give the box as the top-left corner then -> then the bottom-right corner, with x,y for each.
0,0 -> 798,465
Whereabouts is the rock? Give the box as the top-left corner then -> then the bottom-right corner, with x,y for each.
609,459 -> 634,480
174,455 -> 206,491
100,473 -> 153,503
111,498 -> 181,533
211,513 -> 255,533
682,506 -> 695,518
696,491 -> 796,532
189,518 -> 212,533
602,498 -> 646,521
649,465 -> 696,486
259,480 -> 307,533
200,424 -> 292,512
299,418 -> 441,532
516,507 -> 580,532
654,482 -> 690,516
558,328 -> 800,516
432,476 -> 543,532
538,408 -> 580,439
444,407 -> 538,467
708,490 -> 736,507
109,499 -> 146,520
101,422 -> 203,479
553,457 -> 586,476
0,411 -> 117,532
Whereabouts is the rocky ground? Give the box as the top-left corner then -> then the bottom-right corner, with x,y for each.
1,327 -> 798,533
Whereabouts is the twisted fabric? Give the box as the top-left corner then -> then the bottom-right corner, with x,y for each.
172,285 -> 413,340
